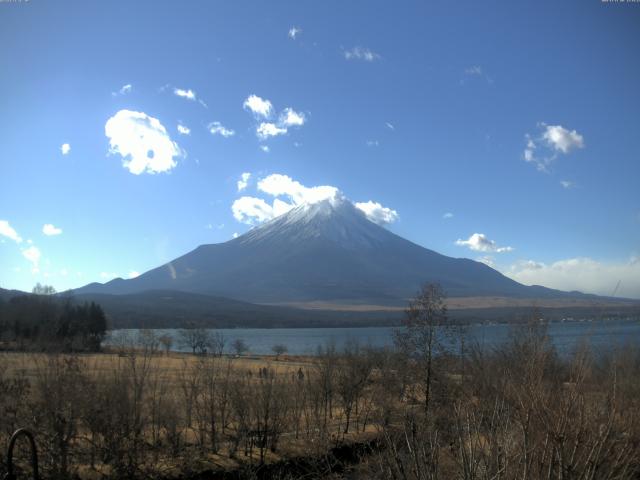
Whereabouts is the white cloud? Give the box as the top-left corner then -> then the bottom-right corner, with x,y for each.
258,174 -> 339,206
288,26 -> 302,39
455,233 -> 513,253
0,220 -> 22,243
232,196 -> 278,225
105,109 -> 182,175
443,212 -> 454,219
232,174 -> 399,228
477,255 -> 495,267
237,172 -> 251,192
279,108 -> 306,127
128,270 -> 140,279
344,46 -> 380,62
22,246 -> 41,266
177,124 -> 191,135
42,224 -> 62,236
112,84 -> 132,96
461,66 -> 493,85
260,145 -> 270,153
174,88 -> 196,101
560,180 -> 575,189
506,257 -> 640,299
385,122 -> 395,131
208,121 -> 235,138
465,66 -> 483,76
232,232 -> 239,239
366,140 -> 379,147
60,143 -> 71,155
257,122 -> 287,139
354,201 -> 399,225
523,123 -> 584,172
243,94 -> 273,119
542,125 -> 584,154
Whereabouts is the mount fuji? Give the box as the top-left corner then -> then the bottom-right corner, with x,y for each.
73,195 -> 582,306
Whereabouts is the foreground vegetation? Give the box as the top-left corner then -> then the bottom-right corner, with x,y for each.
1,285 -> 639,479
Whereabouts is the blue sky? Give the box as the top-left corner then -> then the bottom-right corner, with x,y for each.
1,0 -> 639,298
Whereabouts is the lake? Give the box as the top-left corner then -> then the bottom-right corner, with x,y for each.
107,318 -> 640,356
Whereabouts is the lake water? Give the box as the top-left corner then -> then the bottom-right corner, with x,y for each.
107,319 -> 640,356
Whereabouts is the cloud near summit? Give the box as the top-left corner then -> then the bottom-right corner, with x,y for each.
231,174 -> 398,226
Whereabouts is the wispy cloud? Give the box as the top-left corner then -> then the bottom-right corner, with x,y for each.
288,26 -> 302,39
105,110 -> 183,175
237,172 -> 251,192
506,257 -> 640,299
174,88 -> 196,101
177,124 -> 191,135
42,224 -> 62,236
128,270 -> 140,279
344,46 -> 380,62
560,180 -> 575,189
22,245 -> 41,268
173,87 -> 207,107
208,121 -> 235,138
366,140 -> 379,147
477,255 -> 495,267
456,233 -> 513,253
0,220 -> 22,243
443,212 -> 454,219
461,65 -> 493,85
112,84 -> 132,96
523,123 -> 584,173
260,145 -> 270,153
385,122 -> 395,131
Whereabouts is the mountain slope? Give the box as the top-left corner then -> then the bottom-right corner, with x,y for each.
73,197 -> 586,305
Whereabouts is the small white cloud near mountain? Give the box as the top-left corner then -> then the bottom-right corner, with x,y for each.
354,201 -> 398,225
506,257 -> 640,299
231,173 -> 398,226
456,233 -> 513,253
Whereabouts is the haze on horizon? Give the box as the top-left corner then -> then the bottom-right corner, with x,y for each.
1,1 -> 639,299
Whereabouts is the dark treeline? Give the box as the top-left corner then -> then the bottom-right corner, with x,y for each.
0,284 -> 107,351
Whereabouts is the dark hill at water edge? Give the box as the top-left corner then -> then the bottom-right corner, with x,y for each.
73,290 -> 398,329
72,196 -> 595,306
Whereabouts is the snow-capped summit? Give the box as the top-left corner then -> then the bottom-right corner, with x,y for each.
238,195 -> 392,250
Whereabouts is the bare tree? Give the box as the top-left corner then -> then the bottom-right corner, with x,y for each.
179,327 -> 213,355
158,334 -> 173,355
394,283 -> 449,418
272,343 -> 288,359
232,338 -> 249,356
